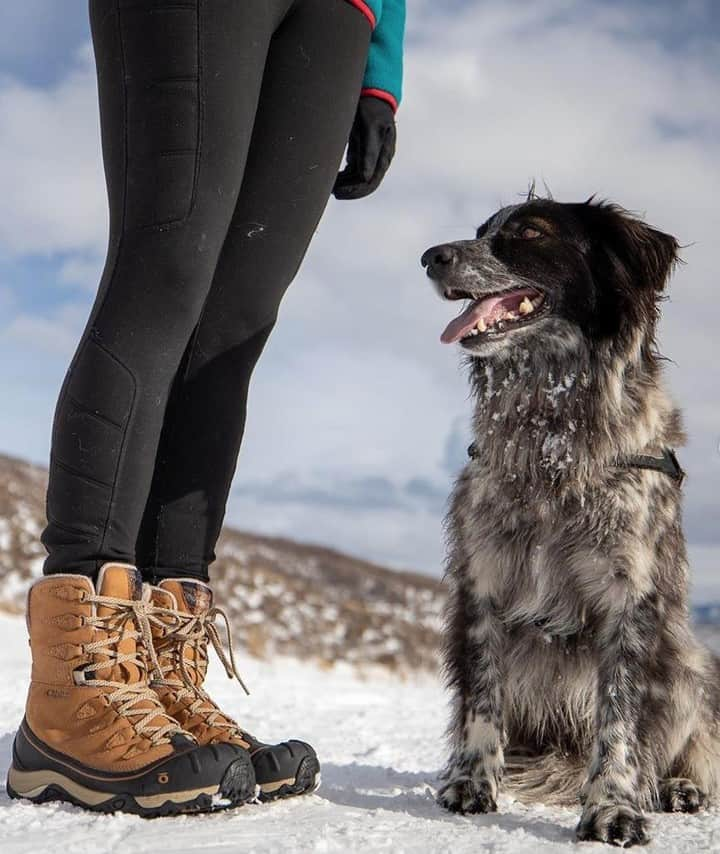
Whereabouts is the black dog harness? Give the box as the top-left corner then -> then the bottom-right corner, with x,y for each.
612,447 -> 686,485
466,443 -> 685,485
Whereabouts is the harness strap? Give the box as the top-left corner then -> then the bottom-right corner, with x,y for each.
467,443 -> 685,485
614,447 -> 686,485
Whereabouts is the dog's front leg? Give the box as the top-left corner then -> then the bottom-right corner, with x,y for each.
438,582 -> 506,815
576,593 -> 658,846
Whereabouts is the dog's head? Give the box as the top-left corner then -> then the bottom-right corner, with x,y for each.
422,198 -> 679,360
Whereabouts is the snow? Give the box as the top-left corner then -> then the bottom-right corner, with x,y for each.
0,614 -> 719,854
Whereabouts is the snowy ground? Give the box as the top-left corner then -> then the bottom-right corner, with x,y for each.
1,615 -> 719,853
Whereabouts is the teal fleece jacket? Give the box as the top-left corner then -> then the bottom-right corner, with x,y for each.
346,0 -> 406,111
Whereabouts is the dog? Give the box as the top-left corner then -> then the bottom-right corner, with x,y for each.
421,196 -> 720,846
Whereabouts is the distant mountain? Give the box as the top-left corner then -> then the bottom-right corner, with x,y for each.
693,605 -> 720,625
692,606 -> 720,654
0,453 -> 444,672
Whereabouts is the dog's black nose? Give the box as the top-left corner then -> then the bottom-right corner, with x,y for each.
421,244 -> 458,279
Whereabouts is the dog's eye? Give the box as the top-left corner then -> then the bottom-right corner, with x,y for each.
520,226 -> 543,240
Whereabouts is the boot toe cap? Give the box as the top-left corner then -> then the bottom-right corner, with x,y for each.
181,742 -> 256,807
252,739 -> 320,800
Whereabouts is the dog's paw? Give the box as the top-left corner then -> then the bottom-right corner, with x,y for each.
576,802 -> 649,847
659,778 -> 707,814
437,776 -> 497,815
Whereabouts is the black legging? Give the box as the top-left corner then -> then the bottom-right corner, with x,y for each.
41,0 -> 371,581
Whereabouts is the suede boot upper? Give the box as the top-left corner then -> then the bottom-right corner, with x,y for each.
25,564 -> 186,772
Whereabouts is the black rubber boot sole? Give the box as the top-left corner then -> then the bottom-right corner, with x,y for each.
257,753 -> 321,802
6,755 -> 256,818
7,720 -> 256,817
7,755 -> 256,817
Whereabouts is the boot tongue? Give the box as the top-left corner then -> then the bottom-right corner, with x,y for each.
159,579 -> 213,616
97,563 -> 143,603
156,579 -> 213,687
95,563 -> 144,683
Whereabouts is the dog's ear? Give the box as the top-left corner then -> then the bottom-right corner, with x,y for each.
614,216 -> 679,292
594,205 -> 680,293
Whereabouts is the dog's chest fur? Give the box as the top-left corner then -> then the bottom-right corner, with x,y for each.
448,344 -> 685,747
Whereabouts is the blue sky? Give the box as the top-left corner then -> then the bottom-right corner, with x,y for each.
0,1 -> 718,597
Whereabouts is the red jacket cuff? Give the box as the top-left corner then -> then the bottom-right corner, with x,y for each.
360,87 -> 399,113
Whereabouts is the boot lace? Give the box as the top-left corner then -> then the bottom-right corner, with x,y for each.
148,603 -> 250,738
76,590 -> 189,747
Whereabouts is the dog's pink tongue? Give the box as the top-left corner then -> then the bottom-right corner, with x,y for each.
441,289 -> 539,343
441,294 -> 508,344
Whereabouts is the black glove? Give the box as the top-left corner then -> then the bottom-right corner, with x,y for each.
333,96 -> 397,200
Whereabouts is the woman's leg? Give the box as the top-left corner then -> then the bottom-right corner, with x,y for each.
42,0 -> 294,576
135,0 -> 372,581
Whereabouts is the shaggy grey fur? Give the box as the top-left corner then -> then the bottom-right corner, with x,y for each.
428,201 -> 720,846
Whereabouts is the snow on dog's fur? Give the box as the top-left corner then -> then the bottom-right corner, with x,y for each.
422,196 -> 720,847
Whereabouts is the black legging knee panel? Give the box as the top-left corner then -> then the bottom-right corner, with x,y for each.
41,0 -> 371,579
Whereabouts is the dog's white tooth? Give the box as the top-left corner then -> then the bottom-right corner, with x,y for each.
477,318 -> 487,332
518,297 -> 534,315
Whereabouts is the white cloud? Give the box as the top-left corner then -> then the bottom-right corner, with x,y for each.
58,254 -> 104,292
0,41 -> 107,255
3,302 -> 86,356
0,300 -> 87,465
0,1 -> 718,592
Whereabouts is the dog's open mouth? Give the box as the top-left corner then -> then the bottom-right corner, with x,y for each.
441,287 -> 547,344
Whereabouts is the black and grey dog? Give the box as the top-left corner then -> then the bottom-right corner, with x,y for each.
422,197 -> 720,846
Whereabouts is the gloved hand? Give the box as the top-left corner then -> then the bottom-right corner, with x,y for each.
333,96 -> 397,200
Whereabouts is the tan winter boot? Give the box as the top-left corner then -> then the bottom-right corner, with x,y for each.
148,579 -> 320,800
7,563 -> 256,816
